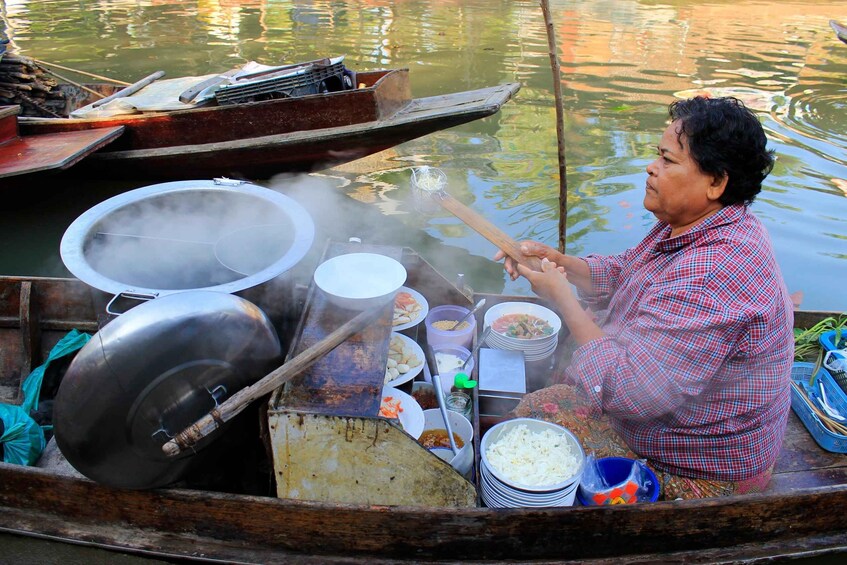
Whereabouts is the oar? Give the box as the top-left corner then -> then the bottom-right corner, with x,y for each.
92,70 -> 165,108
161,306 -> 382,457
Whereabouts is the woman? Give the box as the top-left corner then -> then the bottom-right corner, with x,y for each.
495,96 -> 794,499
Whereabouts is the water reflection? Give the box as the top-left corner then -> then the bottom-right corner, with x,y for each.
1,0 -> 846,311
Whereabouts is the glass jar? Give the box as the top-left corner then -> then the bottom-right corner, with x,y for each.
445,391 -> 472,420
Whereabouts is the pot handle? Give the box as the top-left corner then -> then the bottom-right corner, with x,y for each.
106,291 -> 158,316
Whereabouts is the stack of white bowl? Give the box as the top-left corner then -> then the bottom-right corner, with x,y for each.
483,302 -> 562,362
480,418 -> 585,508
479,418 -> 585,508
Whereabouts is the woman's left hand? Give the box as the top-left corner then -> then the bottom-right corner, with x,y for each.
516,258 -> 572,304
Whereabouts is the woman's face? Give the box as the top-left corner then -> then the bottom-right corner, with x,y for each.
644,120 -> 726,236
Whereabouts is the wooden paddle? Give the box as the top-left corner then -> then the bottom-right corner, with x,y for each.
431,190 -> 544,272
161,306 -> 382,457
91,70 -> 165,108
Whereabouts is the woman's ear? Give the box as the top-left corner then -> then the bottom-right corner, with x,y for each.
707,173 -> 728,201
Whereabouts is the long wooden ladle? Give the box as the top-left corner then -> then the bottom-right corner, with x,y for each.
161,306 -> 382,457
427,187 -> 544,272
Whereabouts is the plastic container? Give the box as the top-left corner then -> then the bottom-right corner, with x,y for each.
421,408 -> 474,478
432,344 -> 474,392
790,362 -> 847,453
425,305 -> 477,349
576,457 -> 660,505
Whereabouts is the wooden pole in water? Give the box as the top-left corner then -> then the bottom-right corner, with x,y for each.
539,0 -> 569,252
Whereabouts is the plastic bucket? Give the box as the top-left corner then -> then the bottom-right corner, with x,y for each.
576,457 -> 660,505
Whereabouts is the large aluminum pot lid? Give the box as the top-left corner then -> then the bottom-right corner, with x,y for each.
60,178 -> 315,296
53,290 -> 283,489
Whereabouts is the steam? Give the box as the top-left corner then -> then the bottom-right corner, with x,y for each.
85,187 -> 296,291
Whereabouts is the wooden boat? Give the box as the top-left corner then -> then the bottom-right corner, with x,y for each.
2,245 -> 847,563
0,105 -> 123,180
15,67 -> 520,181
832,20 -> 847,44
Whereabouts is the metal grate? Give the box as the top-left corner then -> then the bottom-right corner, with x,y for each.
214,60 -> 349,105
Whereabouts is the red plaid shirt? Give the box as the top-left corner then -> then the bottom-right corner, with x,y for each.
568,204 -> 794,481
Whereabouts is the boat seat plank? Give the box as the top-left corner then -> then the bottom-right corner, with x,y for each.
0,125 -> 124,178
767,412 -> 847,493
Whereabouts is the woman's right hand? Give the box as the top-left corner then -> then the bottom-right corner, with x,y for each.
493,241 -> 563,281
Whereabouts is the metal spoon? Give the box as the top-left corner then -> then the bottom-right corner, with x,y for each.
447,298 -> 485,331
425,344 -> 459,455
461,326 -> 491,371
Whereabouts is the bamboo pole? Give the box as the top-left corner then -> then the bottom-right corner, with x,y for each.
36,66 -> 106,99
31,58 -> 131,86
539,0 -> 569,253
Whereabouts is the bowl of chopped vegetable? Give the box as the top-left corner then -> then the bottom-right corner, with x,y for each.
380,386 -> 424,439
480,418 -> 584,508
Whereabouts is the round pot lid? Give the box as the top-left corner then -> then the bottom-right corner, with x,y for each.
60,179 -> 315,297
53,290 -> 283,489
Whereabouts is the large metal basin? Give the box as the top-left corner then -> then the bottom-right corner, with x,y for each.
60,178 -> 315,298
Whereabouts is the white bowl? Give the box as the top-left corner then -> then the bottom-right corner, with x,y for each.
480,418 -> 584,494
384,332 -> 425,387
313,253 -> 406,311
392,286 -> 429,331
483,302 -> 562,342
421,408 -> 474,477
380,386 -> 424,439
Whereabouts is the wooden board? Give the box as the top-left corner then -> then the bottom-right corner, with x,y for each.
0,108 -> 123,178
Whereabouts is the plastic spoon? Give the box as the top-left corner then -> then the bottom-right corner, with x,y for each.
818,381 -> 846,421
447,298 -> 485,331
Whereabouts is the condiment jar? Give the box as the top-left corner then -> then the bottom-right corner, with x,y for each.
445,373 -> 476,421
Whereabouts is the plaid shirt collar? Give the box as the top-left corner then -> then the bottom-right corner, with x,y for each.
653,204 -> 747,254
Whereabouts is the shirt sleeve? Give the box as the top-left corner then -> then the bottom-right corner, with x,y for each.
578,251 -> 629,309
568,268 -> 749,422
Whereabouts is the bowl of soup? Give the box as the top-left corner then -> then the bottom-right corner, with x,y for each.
420,408 -> 474,477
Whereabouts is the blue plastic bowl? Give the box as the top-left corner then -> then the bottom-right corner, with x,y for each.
576,456 -> 660,505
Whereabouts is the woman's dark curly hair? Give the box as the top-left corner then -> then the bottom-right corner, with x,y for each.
669,96 -> 775,206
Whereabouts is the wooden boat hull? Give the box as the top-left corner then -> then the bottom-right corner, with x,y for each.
2,273 -> 847,563
16,69 -> 521,180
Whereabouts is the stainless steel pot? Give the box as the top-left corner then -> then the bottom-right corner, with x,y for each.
60,178 -> 315,299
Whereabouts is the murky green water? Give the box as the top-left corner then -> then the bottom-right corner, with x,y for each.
2,0 -> 846,311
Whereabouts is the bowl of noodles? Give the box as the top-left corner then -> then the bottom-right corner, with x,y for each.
482,302 -> 561,362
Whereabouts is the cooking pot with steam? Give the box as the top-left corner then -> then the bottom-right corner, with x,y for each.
60,178 -> 315,301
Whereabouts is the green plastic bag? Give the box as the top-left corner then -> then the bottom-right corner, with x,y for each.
0,404 -> 45,465
21,328 -> 91,415
1,329 -> 91,466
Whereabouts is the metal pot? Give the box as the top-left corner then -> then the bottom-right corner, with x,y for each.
60,178 -> 315,299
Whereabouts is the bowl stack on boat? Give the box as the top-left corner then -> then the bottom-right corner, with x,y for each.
479,418 -> 585,508
483,302 -> 562,362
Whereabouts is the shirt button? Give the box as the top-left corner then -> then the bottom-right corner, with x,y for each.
594,385 -> 601,393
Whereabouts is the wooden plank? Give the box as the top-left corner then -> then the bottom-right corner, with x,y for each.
0,125 -> 123,178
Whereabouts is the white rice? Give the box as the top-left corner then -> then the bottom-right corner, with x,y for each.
485,424 -> 580,487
